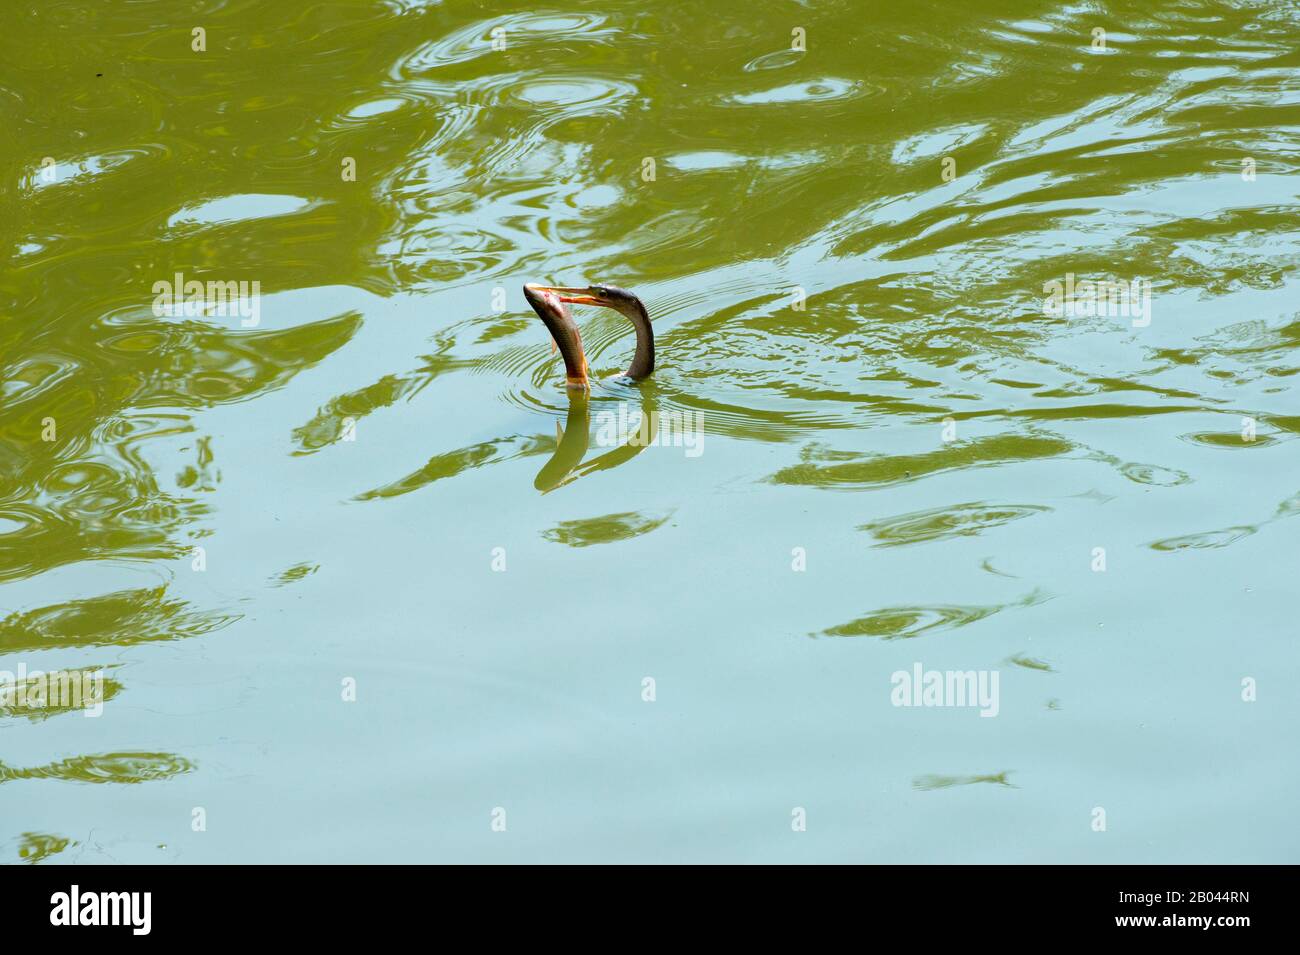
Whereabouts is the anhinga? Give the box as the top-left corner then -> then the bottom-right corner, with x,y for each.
524,283 -> 654,387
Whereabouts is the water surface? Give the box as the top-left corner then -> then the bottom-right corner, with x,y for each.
3,0 -> 1299,863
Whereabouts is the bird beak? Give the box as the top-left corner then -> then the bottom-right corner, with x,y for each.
533,285 -> 605,307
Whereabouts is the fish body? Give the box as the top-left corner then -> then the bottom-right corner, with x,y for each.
524,283 -> 589,388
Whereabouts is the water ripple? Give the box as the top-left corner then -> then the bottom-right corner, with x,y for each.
0,752 -> 194,786
861,502 -> 1050,547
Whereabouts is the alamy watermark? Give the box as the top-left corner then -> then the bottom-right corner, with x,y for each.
0,664 -> 105,718
594,404 -> 704,457
1043,273 -> 1151,327
152,271 -> 260,327
50,885 -> 150,935
891,663 -> 999,717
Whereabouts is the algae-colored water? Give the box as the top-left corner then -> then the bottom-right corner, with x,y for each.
3,1 -> 1298,862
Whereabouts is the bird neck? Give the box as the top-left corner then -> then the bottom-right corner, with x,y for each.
620,297 -> 654,380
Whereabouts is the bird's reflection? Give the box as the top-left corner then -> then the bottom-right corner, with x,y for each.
534,386 -> 659,493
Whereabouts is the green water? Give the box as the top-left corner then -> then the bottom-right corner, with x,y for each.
3,0 -> 1298,863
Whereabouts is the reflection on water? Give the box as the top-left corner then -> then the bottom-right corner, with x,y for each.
356,433 -> 548,500
8,832 -> 76,865
0,753 -> 194,786
533,389 -> 663,493
1149,525 -> 1257,551
4,0 -> 1299,862
914,773 -> 1015,792
771,435 -> 1074,490
1008,655 -> 1055,673
815,590 -> 1049,641
0,666 -> 122,722
543,510 -> 674,548
860,502 -> 1050,548
272,562 -> 319,587
0,587 -> 238,654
